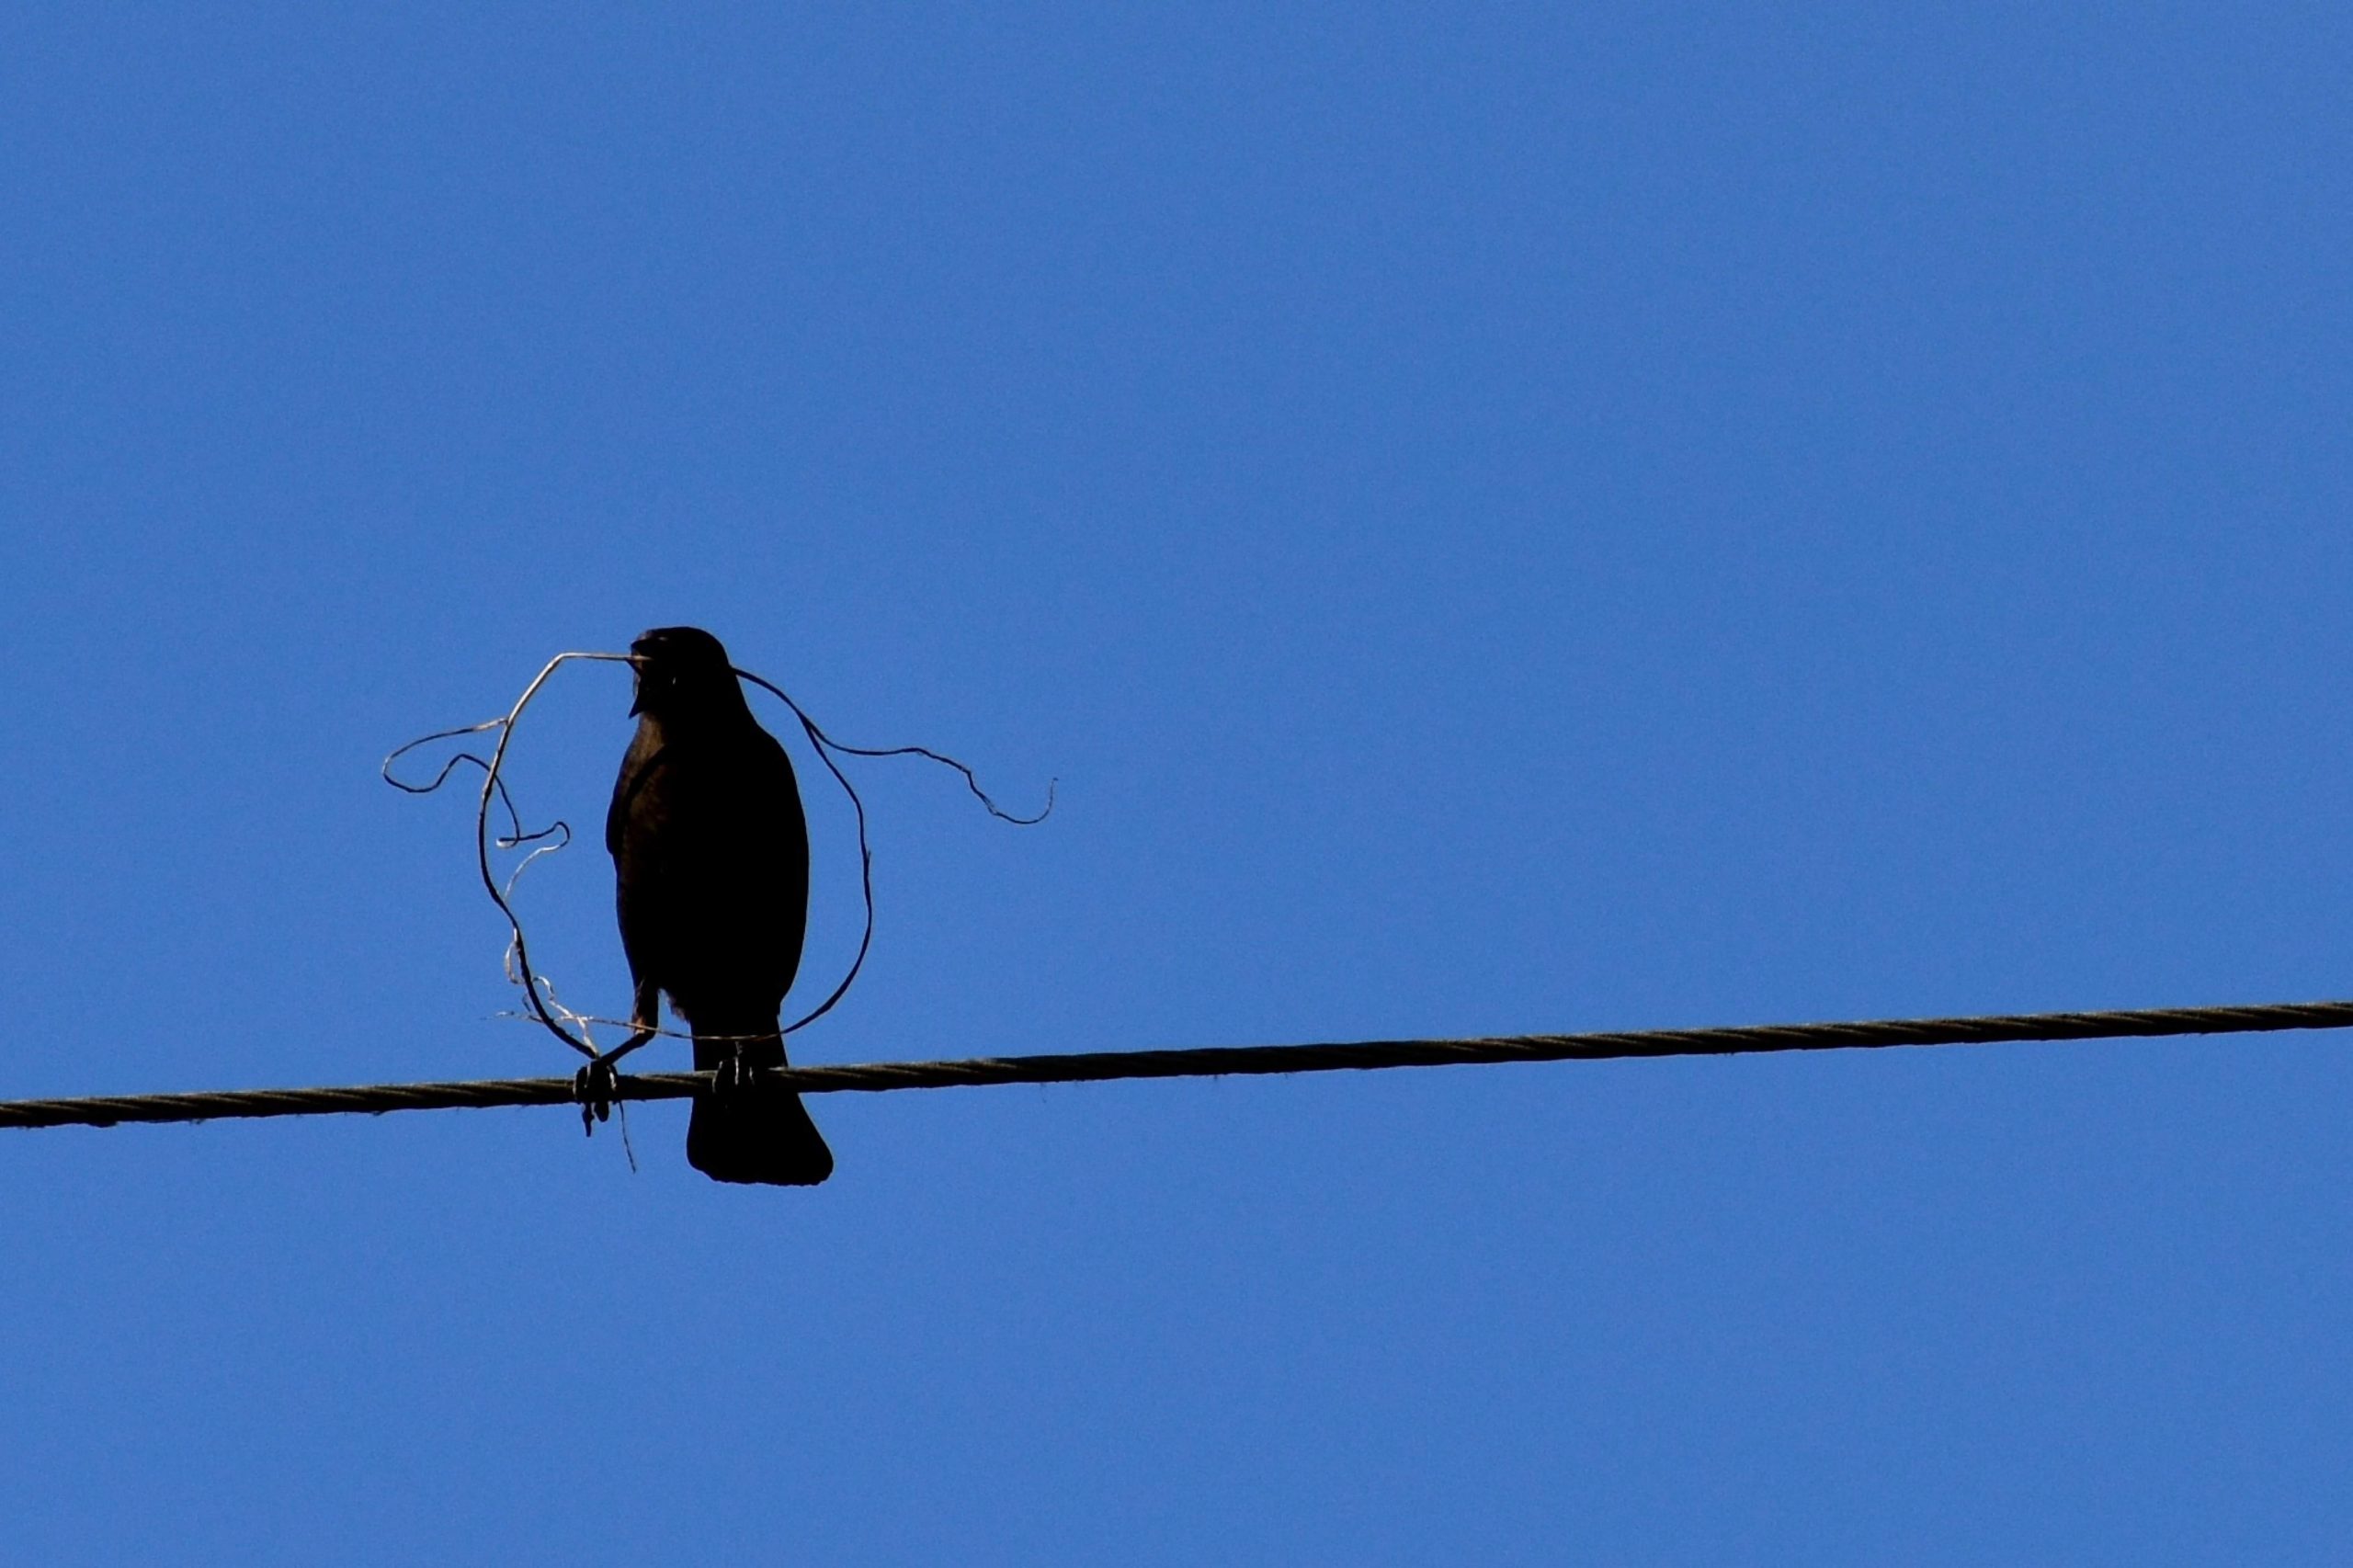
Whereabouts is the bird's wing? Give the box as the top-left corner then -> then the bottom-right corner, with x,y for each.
607,729 -> 666,857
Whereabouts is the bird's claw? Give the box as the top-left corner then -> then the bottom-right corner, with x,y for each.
574,1056 -> 619,1134
710,1042 -> 762,1097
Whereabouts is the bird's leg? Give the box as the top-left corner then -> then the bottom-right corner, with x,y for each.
600,977 -> 665,1069
574,978 -> 661,1133
717,1034 -> 750,1096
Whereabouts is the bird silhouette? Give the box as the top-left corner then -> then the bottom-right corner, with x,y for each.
607,626 -> 834,1186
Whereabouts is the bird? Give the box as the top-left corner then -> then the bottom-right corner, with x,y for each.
607,626 -> 834,1186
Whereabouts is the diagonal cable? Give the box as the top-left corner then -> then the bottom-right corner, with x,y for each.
5,995 -> 2353,1131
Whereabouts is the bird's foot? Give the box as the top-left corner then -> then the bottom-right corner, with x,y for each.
574,1056 -> 619,1134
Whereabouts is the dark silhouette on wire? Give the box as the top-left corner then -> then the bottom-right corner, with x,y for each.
608,627 -> 832,1186
378,631 -> 1052,1185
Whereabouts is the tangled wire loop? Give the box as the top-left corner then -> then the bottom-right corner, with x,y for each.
382,650 -> 1052,1127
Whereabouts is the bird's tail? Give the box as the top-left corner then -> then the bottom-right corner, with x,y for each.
686,1019 -> 834,1187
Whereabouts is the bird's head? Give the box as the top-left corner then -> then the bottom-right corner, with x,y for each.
627,626 -> 745,719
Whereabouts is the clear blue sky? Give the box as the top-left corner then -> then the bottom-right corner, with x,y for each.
5,4 -> 2349,1562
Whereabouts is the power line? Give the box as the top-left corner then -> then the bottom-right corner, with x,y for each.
5,995 -> 2351,1133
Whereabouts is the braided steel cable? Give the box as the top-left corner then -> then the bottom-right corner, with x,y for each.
6,995 -> 2352,1132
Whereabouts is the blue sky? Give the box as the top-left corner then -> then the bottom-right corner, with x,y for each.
4,4 -> 2350,1562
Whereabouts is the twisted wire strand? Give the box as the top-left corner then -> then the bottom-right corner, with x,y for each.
6,995 -> 2352,1131
382,650 -> 1051,1071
